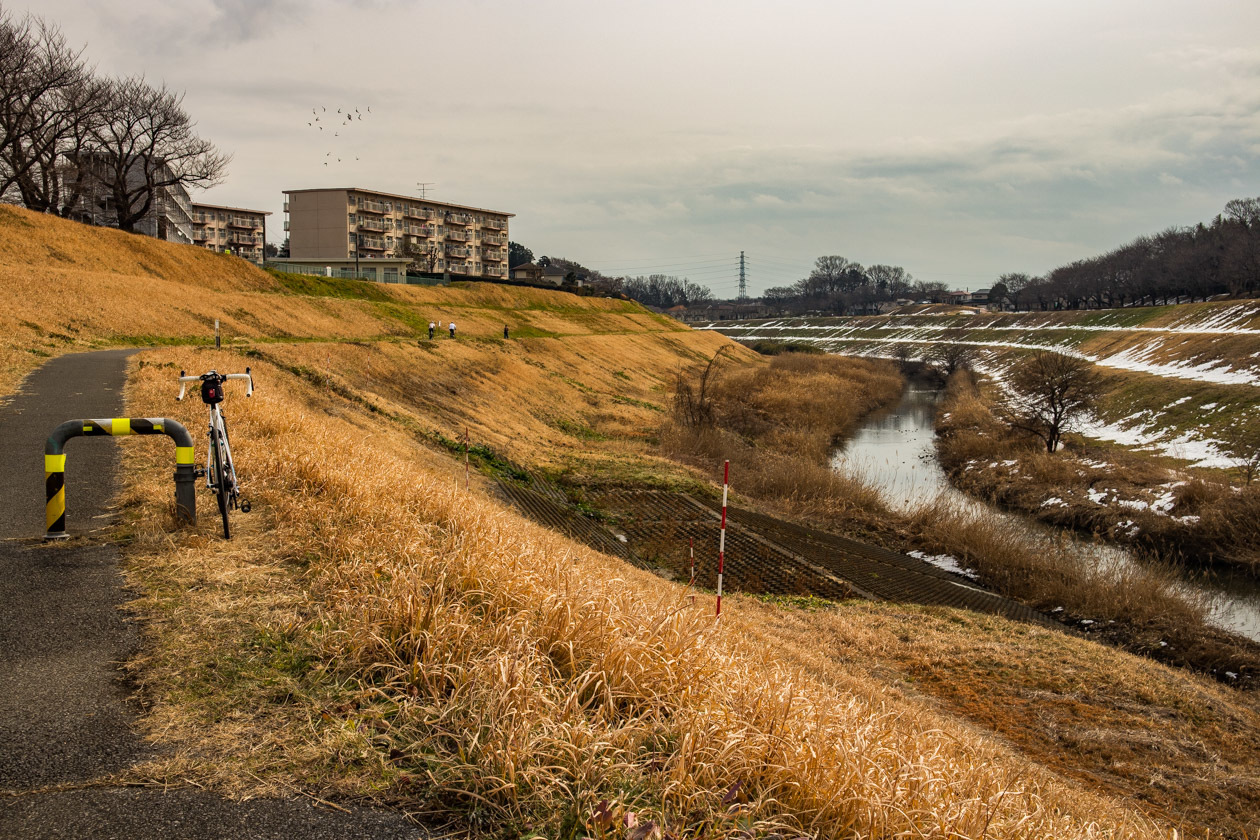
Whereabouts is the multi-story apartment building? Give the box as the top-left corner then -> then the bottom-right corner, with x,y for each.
66,156 -> 196,245
191,203 -> 271,263
282,187 -> 512,279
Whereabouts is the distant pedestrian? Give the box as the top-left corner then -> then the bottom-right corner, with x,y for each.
449,321 -> 456,338
504,324 -> 509,339
428,321 -> 435,340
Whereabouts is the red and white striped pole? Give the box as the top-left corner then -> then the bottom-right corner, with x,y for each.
716,459 -> 729,618
688,537 -> 695,587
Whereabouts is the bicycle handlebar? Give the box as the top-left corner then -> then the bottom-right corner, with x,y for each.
177,367 -> 254,401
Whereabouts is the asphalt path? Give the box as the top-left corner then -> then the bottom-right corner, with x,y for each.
0,350 -> 423,838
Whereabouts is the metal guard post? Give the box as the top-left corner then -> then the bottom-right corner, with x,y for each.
45,417 -> 196,539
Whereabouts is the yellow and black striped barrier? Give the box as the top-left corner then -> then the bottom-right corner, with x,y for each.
45,417 -> 196,540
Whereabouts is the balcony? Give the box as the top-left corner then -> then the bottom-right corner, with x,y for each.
484,218 -> 507,231
404,206 -> 431,220
228,215 -> 261,230
482,233 -> 506,246
356,217 -> 387,232
485,266 -> 505,277
444,211 -> 473,226
283,219 -> 290,231
481,249 -> 504,262
444,229 -> 469,241
406,224 -> 430,236
283,201 -> 289,212
359,199 -> 388,214
446,245 -> 472,258
192,228 -> 209,242
228,233 -> 259,246
448,263 -> 470,274
359,235 -> 386,250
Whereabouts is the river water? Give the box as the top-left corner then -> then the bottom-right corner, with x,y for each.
831,384 -> 1260,642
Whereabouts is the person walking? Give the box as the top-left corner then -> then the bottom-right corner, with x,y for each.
428,321 -> 435,340
503,324 -> 509,339
449,321 -> 456,338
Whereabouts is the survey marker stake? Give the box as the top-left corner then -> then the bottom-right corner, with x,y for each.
716,460 -> 729,618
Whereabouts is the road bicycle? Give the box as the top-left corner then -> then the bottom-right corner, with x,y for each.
177,368 -> 254,538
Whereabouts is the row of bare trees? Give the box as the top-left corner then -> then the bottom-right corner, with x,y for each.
0,6 -> 228,232
763,256 -> 928,315
992,198 -> 1260,311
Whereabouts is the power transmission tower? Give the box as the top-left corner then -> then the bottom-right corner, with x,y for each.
738,250 -> 747,300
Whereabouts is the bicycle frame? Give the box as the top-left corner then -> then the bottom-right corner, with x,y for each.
177,368 -> 253,538
206,402 -> 239,497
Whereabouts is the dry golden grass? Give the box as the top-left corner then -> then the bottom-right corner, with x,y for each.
935,370 -> 1260,574
12,207 -> 1259,836
114,348 -> 1176,838
662,353 -> 904,525
254,329 -> 739,480
0,204 -> 680,397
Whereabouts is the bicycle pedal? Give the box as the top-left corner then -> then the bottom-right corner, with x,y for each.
194,467 -> 207,478
240,500 -> 252,514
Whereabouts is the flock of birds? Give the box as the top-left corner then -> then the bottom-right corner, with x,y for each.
307,105 -> 371,166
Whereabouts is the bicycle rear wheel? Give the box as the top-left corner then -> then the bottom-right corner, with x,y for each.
211,432 -> 232,539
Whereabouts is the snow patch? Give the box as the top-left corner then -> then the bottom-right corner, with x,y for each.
908,550 -> 978,580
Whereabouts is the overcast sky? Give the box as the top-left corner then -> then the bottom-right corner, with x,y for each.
14,0 -> 1260,295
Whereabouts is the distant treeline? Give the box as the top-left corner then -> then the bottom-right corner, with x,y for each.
995,197 -> 1260,311
763,257 -> 933,315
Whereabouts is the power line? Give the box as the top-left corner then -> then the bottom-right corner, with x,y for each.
598,259 -> 739,274
585,252 -> 732,267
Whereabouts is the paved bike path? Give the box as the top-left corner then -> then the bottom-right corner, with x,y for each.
0,350 -> 422,838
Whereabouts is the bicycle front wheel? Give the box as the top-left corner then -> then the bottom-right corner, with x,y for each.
211,432 -> 232,540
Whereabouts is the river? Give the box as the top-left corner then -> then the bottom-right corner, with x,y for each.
831,384 -> 1260,642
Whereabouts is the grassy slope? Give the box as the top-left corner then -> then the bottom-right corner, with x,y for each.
4,205 -> 1258,836
709,306 -> 1260,451
0,205 -> 677,397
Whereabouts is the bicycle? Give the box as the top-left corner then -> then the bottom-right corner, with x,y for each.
177,368 -> 254,539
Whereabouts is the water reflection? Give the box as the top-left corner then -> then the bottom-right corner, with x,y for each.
832,385 -> 1260,642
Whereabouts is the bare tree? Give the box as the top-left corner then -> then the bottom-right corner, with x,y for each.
929,331 -> 976,377
1219,418 -> 1260,485
0,8 -> 94,208
672,346 -> 731,428
404,239 -> 441,273
1000,351 -> 1107,453
87,76 -> 229,233
890,341 -> 914,373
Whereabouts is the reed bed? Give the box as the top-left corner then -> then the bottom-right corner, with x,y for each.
116,349 -> 1167,838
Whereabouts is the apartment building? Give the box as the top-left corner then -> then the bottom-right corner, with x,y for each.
282,187 -> 512,279
66,155 -> 196,245
191,203 -> 271,263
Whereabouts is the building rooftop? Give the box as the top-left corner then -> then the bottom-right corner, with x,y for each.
282,187 -> 514,218
192,202 -> 272,215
